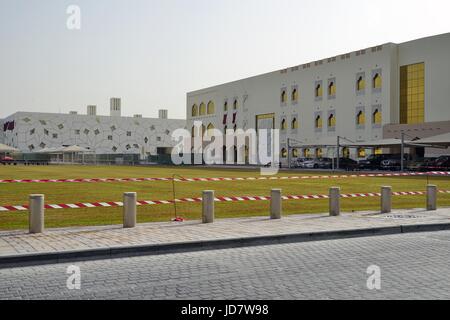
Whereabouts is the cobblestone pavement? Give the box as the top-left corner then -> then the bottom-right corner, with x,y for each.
0,231 -> 449,300
1,208 -> 450,257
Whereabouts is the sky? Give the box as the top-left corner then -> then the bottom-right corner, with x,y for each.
0,0 -> 449,119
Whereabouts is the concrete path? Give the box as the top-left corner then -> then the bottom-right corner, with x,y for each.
0,207 -> 449,267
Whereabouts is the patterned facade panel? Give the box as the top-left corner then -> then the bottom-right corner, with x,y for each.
1,112 -> 185,155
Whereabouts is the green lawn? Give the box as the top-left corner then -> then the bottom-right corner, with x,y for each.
1,165 -> 449,230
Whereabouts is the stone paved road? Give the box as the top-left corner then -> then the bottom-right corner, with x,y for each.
1,231 -> 450,300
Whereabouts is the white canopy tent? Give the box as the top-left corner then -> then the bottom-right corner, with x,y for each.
0,143 -> 20,153
287,136 -> 426,170
288,136 -> 342,148
37,147 -> 65,154
62,145 -> 90,153
413,132 -> 450,147
0,143 -> 19,160
36,145 -> 91,163
61,145 -> 91,163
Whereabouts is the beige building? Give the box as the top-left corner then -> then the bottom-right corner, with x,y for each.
187,33 -> 450,164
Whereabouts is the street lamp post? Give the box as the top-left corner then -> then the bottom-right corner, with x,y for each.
401,132 -> 405,172
287,138 -> 291,169
336,136 -> 340,171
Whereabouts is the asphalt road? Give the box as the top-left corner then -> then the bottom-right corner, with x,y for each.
1,231 -> 450,300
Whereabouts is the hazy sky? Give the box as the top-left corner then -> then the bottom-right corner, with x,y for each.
1,0 -> 449,119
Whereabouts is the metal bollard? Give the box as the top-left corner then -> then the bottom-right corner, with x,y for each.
426,185 -> 437,211
29,194 -> 44,234
202,190 -> 215,223
381,186 -> 392,214
329,187 -> 340,216
270,189 -> 282,219
123,192 -> 137,228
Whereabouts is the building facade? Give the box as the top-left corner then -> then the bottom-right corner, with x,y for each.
1,100 -> 185,158
186,33 -> 450,164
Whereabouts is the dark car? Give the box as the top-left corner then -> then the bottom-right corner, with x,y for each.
380,154 -> 412,171
358,154 -> 394,170
420,155 -> 450,171
335,158 -> 358,171
319,158 -> 358,171
408,158 -> 437,172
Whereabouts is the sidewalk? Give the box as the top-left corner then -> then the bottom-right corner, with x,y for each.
1,208 -> 449,267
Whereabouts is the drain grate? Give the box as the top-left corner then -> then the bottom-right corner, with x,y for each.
379,214 -> 425,219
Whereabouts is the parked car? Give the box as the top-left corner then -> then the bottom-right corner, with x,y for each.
301,159 -> 319,169
419,155 -> 450,171
408,158 -> 437,172
357,154 -> 393,170
321,158 -> 358,171
296,158 -> 313,168
380,154 -> 412,171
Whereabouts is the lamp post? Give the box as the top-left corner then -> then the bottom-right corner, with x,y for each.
336,136 -> 340,171
401,131 -> 405,172
287,138 -> 291,169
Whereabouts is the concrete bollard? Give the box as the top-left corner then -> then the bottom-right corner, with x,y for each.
270,189 -> 282,219
426,185 -> 437,211
123,192 -> 137,228
329,187 -> 340,216
381,186 -> 392,214
202,190 -> 215,223
29,194 -> 44,234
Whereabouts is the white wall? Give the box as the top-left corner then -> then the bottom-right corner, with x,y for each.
186,33 -> 450,163
2,112 -> 185,156
187,43 -> 395,162
398,33 -> 450,122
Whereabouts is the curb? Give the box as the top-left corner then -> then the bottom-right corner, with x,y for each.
1,222 -> 450,269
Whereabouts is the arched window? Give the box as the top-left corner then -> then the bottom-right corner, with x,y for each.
357,111 -> 365,125
315,84 -> 323,98
291,118 -> 298,129
233,99 -> 238,110
373,109 -> 382,125
192,104 -> 198,117
207,101 -> 215,115
358,148 -> 366,158
292,88 -> 298,102
281,119 -> 287,130
292,149 -> 299,158
357,76 -> 365,91
224,101 -> 228,112
315,115 -> 323,129
303,148 -> 311,158
206,123 -> 215,136
281,90 -> 287,103
199,103 -> 206,116
328,114 -> 336,128
281,148 -> 288,158
315,148 -> 323,158
328,82 -> 336,96
342,147 -> 350,158
373,73 -> 382,89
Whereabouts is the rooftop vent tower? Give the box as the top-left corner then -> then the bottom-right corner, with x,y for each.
110,98 -> 121,117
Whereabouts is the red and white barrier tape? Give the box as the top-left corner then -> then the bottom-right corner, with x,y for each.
0,171 -> 449,184
2,190 -> 449,212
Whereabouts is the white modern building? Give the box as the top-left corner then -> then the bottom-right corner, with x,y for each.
1,98 -> 185,158
186,33 -> 450,165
